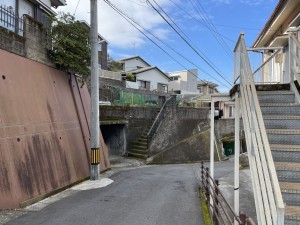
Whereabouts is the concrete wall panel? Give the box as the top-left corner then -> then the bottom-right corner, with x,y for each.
0,49 -> 110,209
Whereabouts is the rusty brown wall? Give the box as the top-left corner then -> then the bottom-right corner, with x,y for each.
0,49 -> 110,209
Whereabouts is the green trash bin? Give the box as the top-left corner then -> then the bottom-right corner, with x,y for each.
223,141 -> 235,156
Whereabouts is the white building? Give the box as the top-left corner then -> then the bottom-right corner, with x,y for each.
131,67 -> 170,92
119,56 -> 170,92
168,69 -> 198,94
120,56 -> 151,73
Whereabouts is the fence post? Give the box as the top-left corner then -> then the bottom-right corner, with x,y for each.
213,179 -> 220,225
201,161 -> 204,188
239,211 -> 246,225
205,167 -> 210,207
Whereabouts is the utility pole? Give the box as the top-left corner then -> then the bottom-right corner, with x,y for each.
90,0 -> 100,180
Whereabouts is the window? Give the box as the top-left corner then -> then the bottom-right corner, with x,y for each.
229,106 -> 235,118
139,80 -> 146,88
198,86 -> 203,93
157,83 -> 168,92
171,76 -> 180,81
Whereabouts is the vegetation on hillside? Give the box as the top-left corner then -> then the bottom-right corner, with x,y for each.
47,13 -> 90,80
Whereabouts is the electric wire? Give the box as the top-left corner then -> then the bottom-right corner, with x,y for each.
74,0 -> 81,15
147,0 -> 232,86
104,0 -> 231,89
195,0 -> 233,55
145,0 -> 225,79
188,0 -> 233,59
166,0 -> 235,43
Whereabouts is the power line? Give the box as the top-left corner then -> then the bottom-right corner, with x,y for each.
166,0 -> 236,43
103,0 -> 231,89
147,0 -> 232,86
74,0 -> 81,15
146,0 -> 225,78
126,0 -> 150,8
188,0 -> 233,59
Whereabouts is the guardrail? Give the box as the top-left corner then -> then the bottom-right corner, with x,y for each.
234,33 -> 284,225
201,162 -> 255,225
147,96 -> 172,147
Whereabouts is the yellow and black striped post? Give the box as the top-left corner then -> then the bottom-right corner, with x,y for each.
91,148 -> 100,165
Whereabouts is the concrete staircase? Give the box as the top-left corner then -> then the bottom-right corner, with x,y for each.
258,88 -> 300,224
127,119 -> 154,159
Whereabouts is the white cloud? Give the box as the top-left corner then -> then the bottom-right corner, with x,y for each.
56,0 -> 174,49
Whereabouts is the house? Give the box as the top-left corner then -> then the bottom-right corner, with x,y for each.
197,80 -> 219,94
1,0 -> 65,30
118,56 -> 170,92
0,0 -> 66,64
120,56 -> 151,72
80,21 -> 108,70
168,69 -> 198,94
252,0 -> 300,83
130,66 -> 170,92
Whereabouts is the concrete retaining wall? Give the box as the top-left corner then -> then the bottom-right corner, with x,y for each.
100,106 -> 158,155
0,49 -> 110,209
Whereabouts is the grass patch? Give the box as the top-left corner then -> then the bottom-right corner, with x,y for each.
200,190 -> 212,225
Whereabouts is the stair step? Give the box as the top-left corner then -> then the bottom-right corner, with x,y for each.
285,206 -> 300,222
261,104 -> 300,116
132,145 -> 147,150
128,149 -> 148,155
257,91 -> 295,95
275,162 -> 300,183
258,91 -> 295,103
281,182 -> 300,193
127,152 -> 147,159
281,182 -> 300,206
267,129 -> 300,145
264,117 -> 300,130
132,141 -> 147,147
138,138 -> 148,142
271,144 -> 300,163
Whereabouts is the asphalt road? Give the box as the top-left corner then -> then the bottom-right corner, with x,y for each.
5,159 -> 250,225
6,164 -> 206,225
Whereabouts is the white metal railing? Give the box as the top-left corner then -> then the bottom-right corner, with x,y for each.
252,48 -> 283,84
99,69 -> 122,80
234,33 -> 285,225
289,33 -> 300,103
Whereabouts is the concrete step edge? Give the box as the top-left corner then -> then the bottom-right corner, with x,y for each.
280,182 -> 300,193
285,206 -> 300,220
127,152 -> 147,159
257,91 -> 295,95
129,149 -> 148,154
260,103 -> 300,107
264,115 -> 300,120
275,162 -> 300,171
271,144 -> 300,151
267,129 -> 300,134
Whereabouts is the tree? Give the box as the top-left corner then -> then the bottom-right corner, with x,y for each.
107,55 -> 123,72
47,13 -> 90,80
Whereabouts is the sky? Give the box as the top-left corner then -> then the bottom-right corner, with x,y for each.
56,0 -> 278,92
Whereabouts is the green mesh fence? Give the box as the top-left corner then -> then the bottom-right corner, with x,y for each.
115,91 -> 158,106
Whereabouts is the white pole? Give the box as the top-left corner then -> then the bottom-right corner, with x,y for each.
234,94 -> 240,225
210,98 -> 215,179
90,0 -> 100,180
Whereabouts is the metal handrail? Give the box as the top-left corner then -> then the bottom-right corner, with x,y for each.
201,162 -> 252,225
234,33 -> 284,225
147,96 -> 172,147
